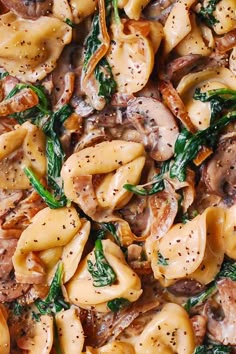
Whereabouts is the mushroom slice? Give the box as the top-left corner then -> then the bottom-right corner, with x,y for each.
190,315 -> 207,346
55,308 -> 84,353
66,239 -> 142,312
17,315 -> 53,354
1,0 -> 53,19
205,278 -> 236,345
0,238 -> 18,279
203,135 -> 236,201
135,303 -> 195,354
126,97 -> 179,161
0,305 -> 10,354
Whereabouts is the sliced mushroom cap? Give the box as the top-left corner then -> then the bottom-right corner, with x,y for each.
167,278 -> 205,297
126,97 -> 179,161
165,54 -> 207,86
0,238 -> 18,279
203,135 -> 236,202
1,0 -> 53,19
204,278 -> 236,345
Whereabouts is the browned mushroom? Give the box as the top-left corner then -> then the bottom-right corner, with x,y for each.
1,0 -> 53,20
0,278 -> 30,302
168,279 -> 205,297
203,135 -> 236,203
126,97 -> 179,161
0,238 -> 18,279
190,315 -> 207,346
165,54 -> 207,86
143,0 -> 177,25
215,29 -> 236,53
204,278 -> 236,345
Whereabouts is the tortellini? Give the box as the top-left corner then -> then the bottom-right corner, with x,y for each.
12,207 -> 84,284
61,140 -> 145,216
118,0 -> 151,20
85,341 -> 135,353
209,0 -> 236,35
135,303 -> 196,354
151,207 -> 225,286
177,68 -> 236,130
163,0 -> 197,54
66,239 -> 142,312
69,0 -> 97,23
106,20 -> 163,94
0,121 -> 46,189
0,305 -> 10,354
17,315 -> 53,354
223,204 -> 236,260
55,308 -> 84,354
175,13 -> 213,56
0,12 -> 72,82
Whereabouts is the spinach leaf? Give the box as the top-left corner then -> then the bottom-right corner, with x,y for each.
197,0 -> 222,27
194,88 -> 236,122
170,110 -> 236,181
87,239 -> 117,287
217,261 -> 236,282
0,71 -> 9,80
35,263 -> 69,315
83,0 -> 117,102
157,251 -> 169,266
184,261 -> 236,312
65,18 -> 75,27
24,167 -> 67,209
12,301 -> 24,316
102,222 -> 120,245
123,160 -> 171,196
194,343 -> 231,353
184,282 -> 216,312
107,298 -> 130,312
7,83 -> 72,204
42,104 -> 73,196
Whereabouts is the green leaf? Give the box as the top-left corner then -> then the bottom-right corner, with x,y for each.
194,88 -> 236,122
123,160 -> 171,196
102,222 -> 120,245
12,301 -> 24,316
170,110 -> 236,181
107,298 -> 130,312
65,18 -> 75,27
217,261 -> 236,281
24,167 -> 67,209
194,343 -> 231,354
197,0 -> 222,27
83,1 -> 117,101
184,282 -> 217,312
35,263 -> 69,315
87,239 -> 117,287
157,251 -> 169,266
0,71 -> 9,80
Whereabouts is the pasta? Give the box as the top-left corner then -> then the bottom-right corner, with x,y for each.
0,0 -> 235,353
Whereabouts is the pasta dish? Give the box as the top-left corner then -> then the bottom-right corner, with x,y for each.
0,0 -> 235,352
